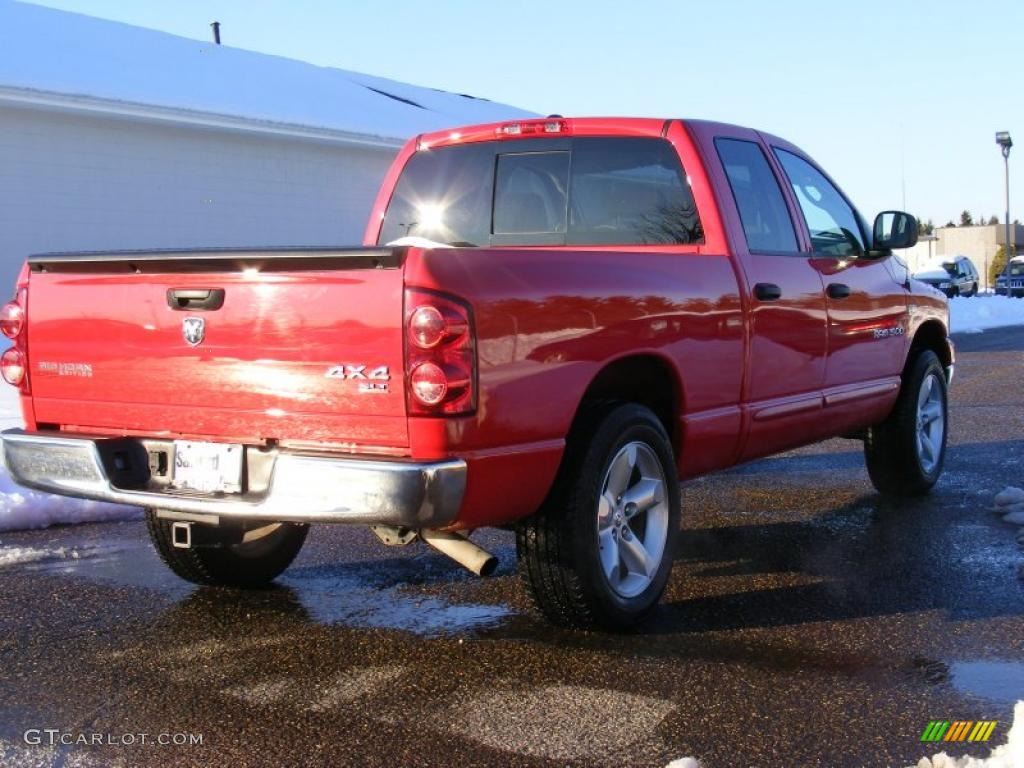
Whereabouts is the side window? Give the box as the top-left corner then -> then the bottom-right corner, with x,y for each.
567,138 -> 702,245
774,149 -> 864,258
715,138 -> 799,254
493,152 -> 569,235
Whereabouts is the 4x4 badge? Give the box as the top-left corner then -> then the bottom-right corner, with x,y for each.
182,317 -> 205,347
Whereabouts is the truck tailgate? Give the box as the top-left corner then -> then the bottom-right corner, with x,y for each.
25,248 -> 409,451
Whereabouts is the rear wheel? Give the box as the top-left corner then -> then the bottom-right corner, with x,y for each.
146,511 -> 308,586
966,283 -> 978,297
516,403 -> 680,630
864,350 -> 948,496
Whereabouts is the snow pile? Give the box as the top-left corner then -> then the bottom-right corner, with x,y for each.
0,386 -> 139,532
996,487 -> 1024,527
949,296 -> 1024,334
0,482 -> 141,532
0,543 -> 85,567
910,700 -> 1024,768
0,544 -> 59,567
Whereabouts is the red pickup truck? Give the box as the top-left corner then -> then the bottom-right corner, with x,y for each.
0,117 -> 952,629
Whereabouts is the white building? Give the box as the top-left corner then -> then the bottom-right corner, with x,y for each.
0,1 -> 532,294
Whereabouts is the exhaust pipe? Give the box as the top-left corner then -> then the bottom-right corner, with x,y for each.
420,529 -> 497,576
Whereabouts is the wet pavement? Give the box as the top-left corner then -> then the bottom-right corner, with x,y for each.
0,327 -> 1021,767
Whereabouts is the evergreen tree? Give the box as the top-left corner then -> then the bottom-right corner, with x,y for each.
959,210 -> 974,226
987,215 -> 1000,226
990,245 -> 1011,286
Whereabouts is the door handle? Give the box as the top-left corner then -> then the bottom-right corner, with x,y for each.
754,283 -> 782,301
826,283 -> 851,299
167,288 -> 225,311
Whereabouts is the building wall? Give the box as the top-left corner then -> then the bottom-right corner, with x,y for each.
0,103 -> 398,294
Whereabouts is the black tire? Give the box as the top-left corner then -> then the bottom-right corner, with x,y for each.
864,350 -> 948,497
966,283 -> 978,297
516,403 -> 681,630
146,511 -> 308,587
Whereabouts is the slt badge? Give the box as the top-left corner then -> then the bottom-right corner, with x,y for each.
182,316 -> 206,347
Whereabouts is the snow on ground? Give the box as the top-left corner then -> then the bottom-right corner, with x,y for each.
994,487 -> 1024,570
949,296 -> 1024,334
996,488 -> 1024,527
0,544 -> 79,568
0,385 -> 139,533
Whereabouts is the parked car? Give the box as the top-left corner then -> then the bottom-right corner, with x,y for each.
995,256 -> 1024,297
0,117 -> 954,629
913,256 -> 980,297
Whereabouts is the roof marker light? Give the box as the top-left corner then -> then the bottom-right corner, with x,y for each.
497,119 -> 566,138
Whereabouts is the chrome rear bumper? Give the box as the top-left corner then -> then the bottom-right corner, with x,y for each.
0,430 -> 466,527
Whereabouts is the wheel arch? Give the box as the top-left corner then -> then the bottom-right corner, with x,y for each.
907,320 -> 953,373
568,353 -> 684,453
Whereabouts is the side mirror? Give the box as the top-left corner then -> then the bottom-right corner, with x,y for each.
873,210 -> 918,250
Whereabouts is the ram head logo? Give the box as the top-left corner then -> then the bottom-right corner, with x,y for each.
182,317 -> 206,347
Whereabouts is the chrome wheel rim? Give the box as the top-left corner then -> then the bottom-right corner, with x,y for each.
915,372 -> 945,474
597,441 -> 669,599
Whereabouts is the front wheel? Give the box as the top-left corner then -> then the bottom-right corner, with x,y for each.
516,403 -> 681,630
864,350 -> 948,496
146,511 -> 308,587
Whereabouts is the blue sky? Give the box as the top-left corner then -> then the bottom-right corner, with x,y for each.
27,0 -> 1024,227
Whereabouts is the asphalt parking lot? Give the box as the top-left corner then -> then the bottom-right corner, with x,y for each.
0,327 -> 1021,768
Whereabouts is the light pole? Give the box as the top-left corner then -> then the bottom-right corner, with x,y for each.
996,131 -> 1013,294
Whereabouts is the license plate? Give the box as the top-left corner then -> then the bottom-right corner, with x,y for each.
171,441 -> 243,493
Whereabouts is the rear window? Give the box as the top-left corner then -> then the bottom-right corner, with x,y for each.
378,137 -> 703,247
376,142 -> 494,248
567,138 -> 702,245
493,152 -> 570,237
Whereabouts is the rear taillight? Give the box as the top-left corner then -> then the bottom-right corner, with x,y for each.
1,348 -> 25,386
404,288 -> 475,415
0,301 -> 24,339
3,266 -> 30,393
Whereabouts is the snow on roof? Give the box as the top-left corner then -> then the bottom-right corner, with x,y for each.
0,0 -> 535,144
